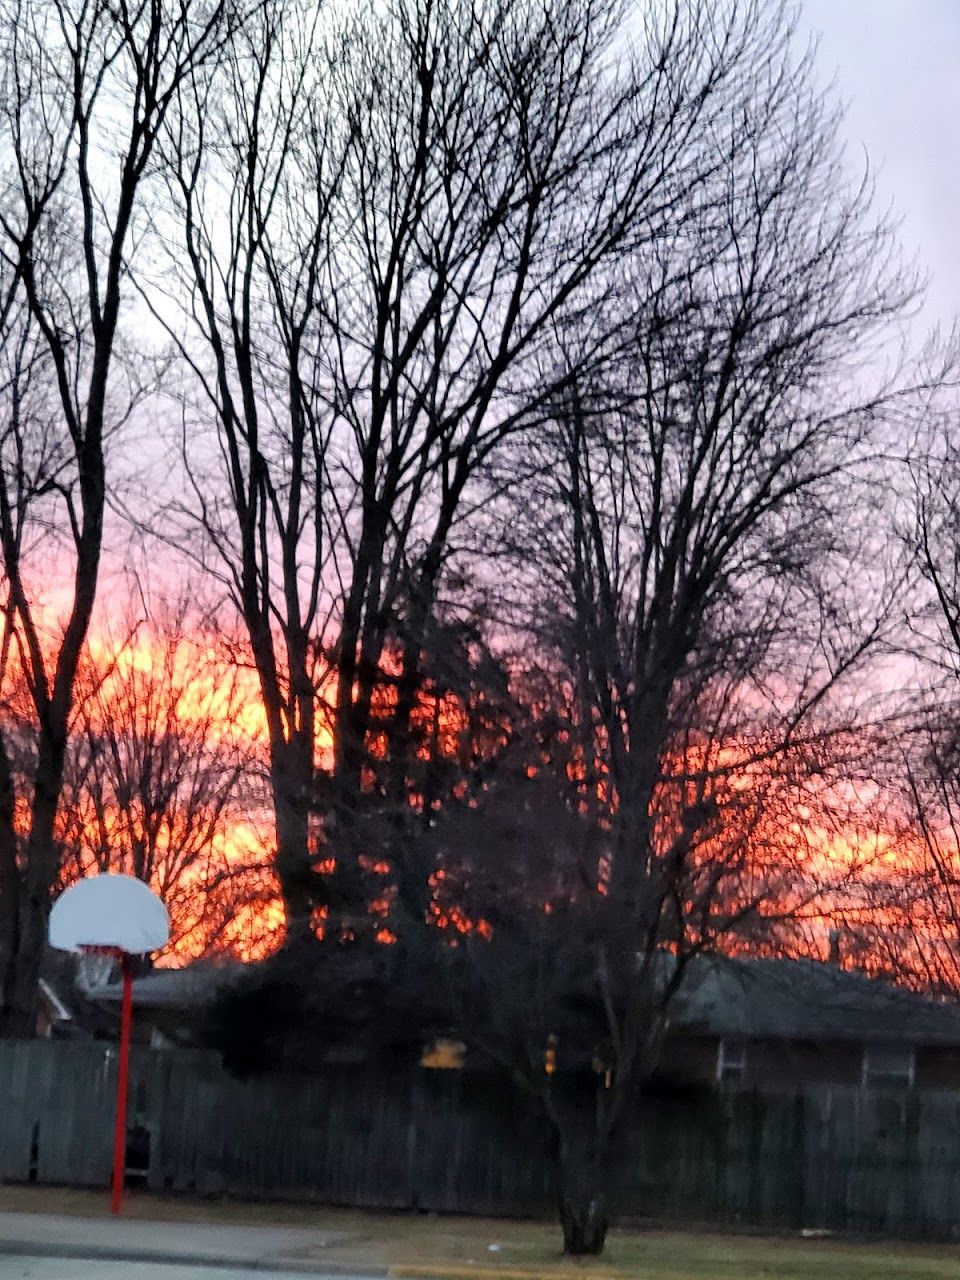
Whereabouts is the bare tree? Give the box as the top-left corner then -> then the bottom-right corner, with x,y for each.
0,0 -> 244,1034
455,2 -> 917,1252
853,431 -> 960,996
0,287 -> 67,1023
148,0 -> 342,931
435,674 -> 887,1253
57,599 -> 276,961
153,0 -> 790,935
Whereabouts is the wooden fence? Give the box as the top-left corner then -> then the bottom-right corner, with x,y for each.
2,1039 -> 960,1237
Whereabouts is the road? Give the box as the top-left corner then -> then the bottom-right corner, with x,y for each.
0,1260 -> 369,1279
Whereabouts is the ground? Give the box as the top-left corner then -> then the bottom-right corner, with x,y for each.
2,1187 -> 960,1279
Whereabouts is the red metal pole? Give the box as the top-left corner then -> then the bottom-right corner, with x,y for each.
111,953 -> 132,1215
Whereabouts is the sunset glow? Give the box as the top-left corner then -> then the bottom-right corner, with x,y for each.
0,600 -> 947,981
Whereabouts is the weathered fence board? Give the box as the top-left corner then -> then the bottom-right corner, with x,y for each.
4,1039 -> 960,1237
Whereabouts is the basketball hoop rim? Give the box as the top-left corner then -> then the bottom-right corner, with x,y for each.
78,944 -> 128,960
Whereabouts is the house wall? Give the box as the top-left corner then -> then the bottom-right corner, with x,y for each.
662,1035 -> 960,1092
657,1035 -> 717,1084
916,1046 -> 960,1090
661,1035 -> 864,1089
745,1038 -> 863,1089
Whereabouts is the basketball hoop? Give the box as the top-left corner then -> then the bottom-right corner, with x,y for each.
49,875 -> 170,1216
76,945 -> 119,996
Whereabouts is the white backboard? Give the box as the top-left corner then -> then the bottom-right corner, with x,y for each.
49,874 -> 170,955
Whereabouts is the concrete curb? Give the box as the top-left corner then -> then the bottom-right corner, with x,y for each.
0,1238 -> 389,1275
388,1268 -> 618,1280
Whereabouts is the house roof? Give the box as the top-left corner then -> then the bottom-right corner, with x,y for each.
86,952 -> 960,1051
94,961 -> 242,1009
670,956 -> 960,1047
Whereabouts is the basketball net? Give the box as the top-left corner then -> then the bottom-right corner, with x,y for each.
76,945 -> 120,995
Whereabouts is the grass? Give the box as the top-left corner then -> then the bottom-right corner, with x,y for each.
2,1184 -> 960,1279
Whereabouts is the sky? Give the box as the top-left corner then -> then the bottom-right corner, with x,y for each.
802,0 -> 960,340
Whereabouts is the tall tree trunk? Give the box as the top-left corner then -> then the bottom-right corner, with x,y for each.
270,740 -> 317,935
557,1143 -> 610,1257
0,732 -> 22,1033
5,730 -> 69,1036
4,891 -> 45,1038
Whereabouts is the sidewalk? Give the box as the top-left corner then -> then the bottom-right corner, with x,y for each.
0,1209 -> 386,1275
